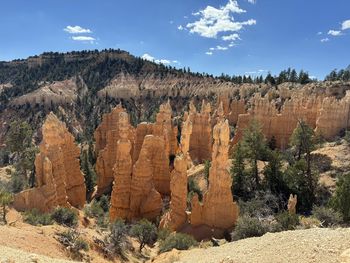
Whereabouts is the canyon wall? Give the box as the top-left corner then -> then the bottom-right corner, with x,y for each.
232,92 -> 350,149
13,113 -> 86,212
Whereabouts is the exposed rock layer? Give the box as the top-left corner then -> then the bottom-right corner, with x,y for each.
190,116 -> 239,229
14,113 -> 86,212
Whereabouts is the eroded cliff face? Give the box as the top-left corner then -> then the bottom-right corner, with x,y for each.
189,101 -> 212,163
95,105 -> 135,196
13,113 -> 86,212
190,115 -> 239,230
232,94 -> 322,149
232,92 -> 350,149
315,92 -> 350,139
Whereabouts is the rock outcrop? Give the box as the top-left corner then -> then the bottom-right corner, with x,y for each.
315,92 -> 350,139
129,135 -> 163,220
287,194 -> 297,214
233,92 -> 350,149
95,105 -> 135,196
233,94 -> 321,149
159,114 -> 192,230
14,113 -> 86,212
109,112 -> 133,221
190,115 -> 239,229
110,134 -> 163,222
159,153 -> 188,230
189,101 -> 212,163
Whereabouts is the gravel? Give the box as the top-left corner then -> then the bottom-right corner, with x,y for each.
176,228 -> 350,263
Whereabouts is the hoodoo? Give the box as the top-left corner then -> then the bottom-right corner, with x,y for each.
13,113 -> 86,212
95,105 -> 135,196
190,105 -> 239,230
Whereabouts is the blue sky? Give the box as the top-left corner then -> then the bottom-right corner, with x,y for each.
0,0 -> 349,79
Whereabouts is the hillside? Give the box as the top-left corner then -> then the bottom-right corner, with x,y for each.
154,228 -> 350,263
0,50 -> 349,147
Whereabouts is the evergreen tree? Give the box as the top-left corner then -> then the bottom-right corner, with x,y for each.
287,120 -> 318,212
241,119 -> 268,190
331,173 -> 350,222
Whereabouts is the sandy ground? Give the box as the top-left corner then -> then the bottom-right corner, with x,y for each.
0,245 -> 75,263
153,228 -> 350,263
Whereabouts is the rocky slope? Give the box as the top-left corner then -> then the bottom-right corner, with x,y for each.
155,228 -> 350,263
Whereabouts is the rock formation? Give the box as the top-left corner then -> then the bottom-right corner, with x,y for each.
109,112 -> 133,221
188,101 -> 212,163
180,112 -> 193,168
287,194 -> 297,214
159,114 -> 192,230
228,99 -> 246,126
190,115 -> 239,229
315,92 -> 350,139
129,135 -> 163,220
152,100 -> 178,157
233,94 -> 322,149
232,92 -> 350,149
159,153 -> 188,230
14,113 -> 86,212
95,105 -> 135,196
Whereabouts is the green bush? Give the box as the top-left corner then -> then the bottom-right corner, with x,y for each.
93,219 -> 129,259
130,219 -> 157,252
84,200 -> 104,218
23,209 -> 53,226
159,233 -> 198,253
51,207 -> 78,227
187,176 -> 202,203
331,173 -> 350,222
275,212 -> 299,230
312,206 -> 342,227
157,228 -> 171,241
231,216 -> 270,241
107,219 -> 128,255
239,191 -> 280,218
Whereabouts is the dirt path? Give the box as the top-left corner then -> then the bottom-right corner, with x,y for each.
155,228 -> 350,263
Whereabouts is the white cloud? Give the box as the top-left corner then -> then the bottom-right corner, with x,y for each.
222,33 -> 241,41
328,30 -> 342,36
178,25 -> 184,30
228,42 -> 236,47
321,38 -> 329,42
64,25 -> 92,34
205,51 -> 213,55
317,32 -> 323,35
216,45 -> 228,50
72,36 -> 96,42
141,53 -> 155,61
342,20 -> 350,30
247,0 -> 256,4
186,0 -> 256,38
245,69 -> 267,75
141,53 -> 176,65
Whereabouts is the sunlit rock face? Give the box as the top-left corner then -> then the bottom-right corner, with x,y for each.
188,101 -> 212,163
190,110 -> 239,230
14,113 -> 86,212
94,105 -> 135,196
108,113 -> 164,222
